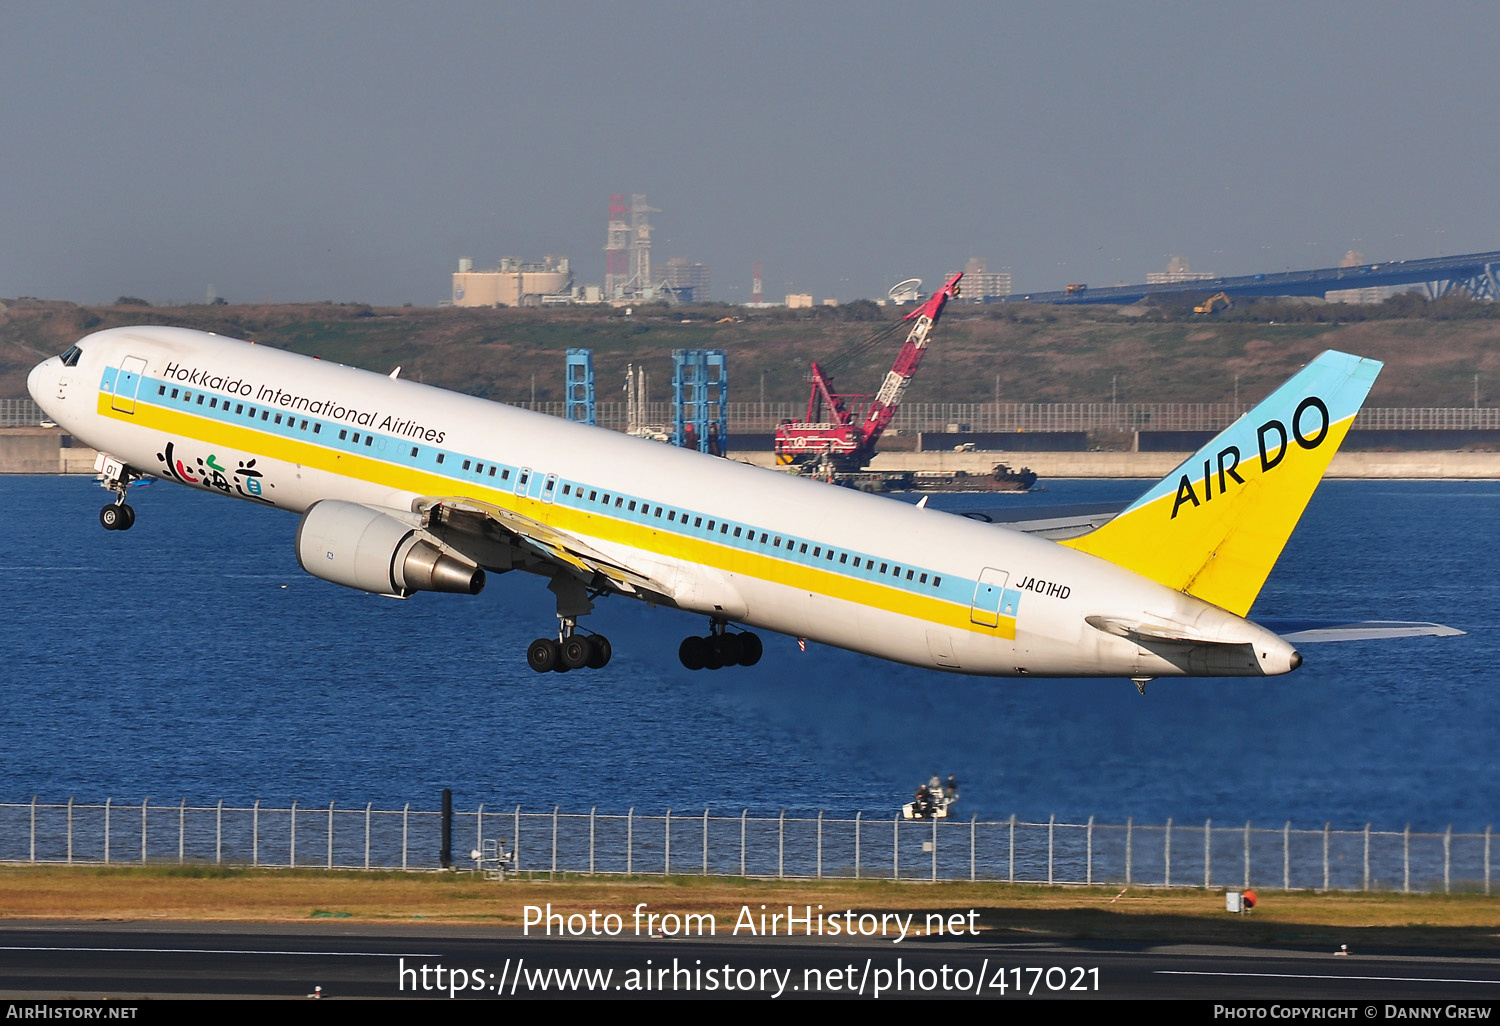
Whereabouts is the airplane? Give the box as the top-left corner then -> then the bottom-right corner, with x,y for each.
26,327 -> 1460,685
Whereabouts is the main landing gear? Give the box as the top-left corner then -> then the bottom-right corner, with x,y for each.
679,619 -> 763,671
527,574 -> 612,673
98,460 -> 137,531
526,621 -> 612,673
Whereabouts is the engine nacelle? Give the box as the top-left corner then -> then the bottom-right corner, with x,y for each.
295,500 -> 485,597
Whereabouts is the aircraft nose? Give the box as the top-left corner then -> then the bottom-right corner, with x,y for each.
26,360 -> 45,402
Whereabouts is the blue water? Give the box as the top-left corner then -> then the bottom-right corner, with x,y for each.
0,475 -> 1493,830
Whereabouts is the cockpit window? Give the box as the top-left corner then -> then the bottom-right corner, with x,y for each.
60,346 -> 82,367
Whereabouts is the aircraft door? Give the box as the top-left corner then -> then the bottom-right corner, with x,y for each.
107,356 -> 148,414
541,473 -> 558,504
969,567 -> 1010,628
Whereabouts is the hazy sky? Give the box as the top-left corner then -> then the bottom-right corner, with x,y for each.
3,1 -> 1496,306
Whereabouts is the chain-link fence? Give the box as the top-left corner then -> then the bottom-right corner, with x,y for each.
5,394 -> 1499,434
0,798 -> 1491,893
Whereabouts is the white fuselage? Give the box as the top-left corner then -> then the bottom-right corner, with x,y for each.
28,326 -> 1299,678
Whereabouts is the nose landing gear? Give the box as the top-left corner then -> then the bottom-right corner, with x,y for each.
97,455 -> 138,531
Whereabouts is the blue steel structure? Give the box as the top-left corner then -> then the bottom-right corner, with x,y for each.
995,250 -> 1500,306
672,349 -> 728,455
564,348 -> 595,425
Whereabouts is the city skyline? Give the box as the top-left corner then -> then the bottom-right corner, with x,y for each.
2,2 -> 1496,307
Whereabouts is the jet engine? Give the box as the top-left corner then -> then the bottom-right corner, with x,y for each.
295,500 -> 485,597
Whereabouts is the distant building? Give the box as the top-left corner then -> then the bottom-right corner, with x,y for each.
661,257 -> 711,302
452,256 -> 572,307
785,293 -> 813,309
1146,256 -> 1215,285
1326,250 -> 1391,304
950,258 -> 1012,301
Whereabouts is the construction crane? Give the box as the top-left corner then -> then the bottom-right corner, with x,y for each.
774,272 -> 963,475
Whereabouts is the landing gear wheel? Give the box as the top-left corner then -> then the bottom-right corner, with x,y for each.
586,635 -> 612,669
560,636 -> 590,670
717,633 -> 743,666
526,638 -> 558,673
99,504 -> 134,531
678,636 -> 707,671
737,632 -> 763,666
702,636 -> 725,670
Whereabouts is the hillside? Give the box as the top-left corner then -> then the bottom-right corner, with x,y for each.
4,295 -> 1499,409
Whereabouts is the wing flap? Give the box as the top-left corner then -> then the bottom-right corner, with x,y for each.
418,496 -> 671,597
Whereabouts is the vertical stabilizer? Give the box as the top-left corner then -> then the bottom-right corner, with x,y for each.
1062,351 -> 1381,616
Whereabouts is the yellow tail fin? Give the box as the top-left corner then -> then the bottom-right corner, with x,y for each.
1062,351 -> 1381,616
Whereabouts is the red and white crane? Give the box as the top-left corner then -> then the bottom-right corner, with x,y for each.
774,272 -> 963,474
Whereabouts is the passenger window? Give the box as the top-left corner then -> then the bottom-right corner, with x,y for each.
654,507 -> 663,518
759,532 -> 768,544
488,467 -> 497,477
300,420 -> 309,430
694,516 -> 702,528
209,397 -> 217,408
933,576 -> 942,587
721,523 -> 729,534
197,395 -> 205,405
628,501 -> 637,512
773,536 -> 781,547
562,483 -> 571,496
892,565 -> 901,577
183,392 -> 192,402
158,386 -> 166,395
800,543 -> 808,554
880,563 -> 889,574
436,453 -> 445,464
236,404 -> 244,415
352,432 -> 360,443
590,490 -> 598,502
411,447 -> 419,457
274,413 -> 282,424
733,527 -> 742,538
614,497 -> 622,508
171,388 -> 180,399
853,558 -> 862,568
463,460 -> 472,471
501,469 -> 510,480
667,510 -> 675,521
906,570 -> 914,580
476,463 -> 484,474
262,411 -> 270,421
364,436 -> 373,447
313,423 -> 321,434
339,429 -> 348,440
919,573 -> 928,584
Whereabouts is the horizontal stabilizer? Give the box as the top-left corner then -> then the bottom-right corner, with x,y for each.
1259,619 -> 1466,643
1086,614 -> 1230,647
950,502 -> 1125,540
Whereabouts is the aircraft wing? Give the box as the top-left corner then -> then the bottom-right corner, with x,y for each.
416,496 -> 672,598
948,502 -> 1126,540
1255,619 -> 1467,643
